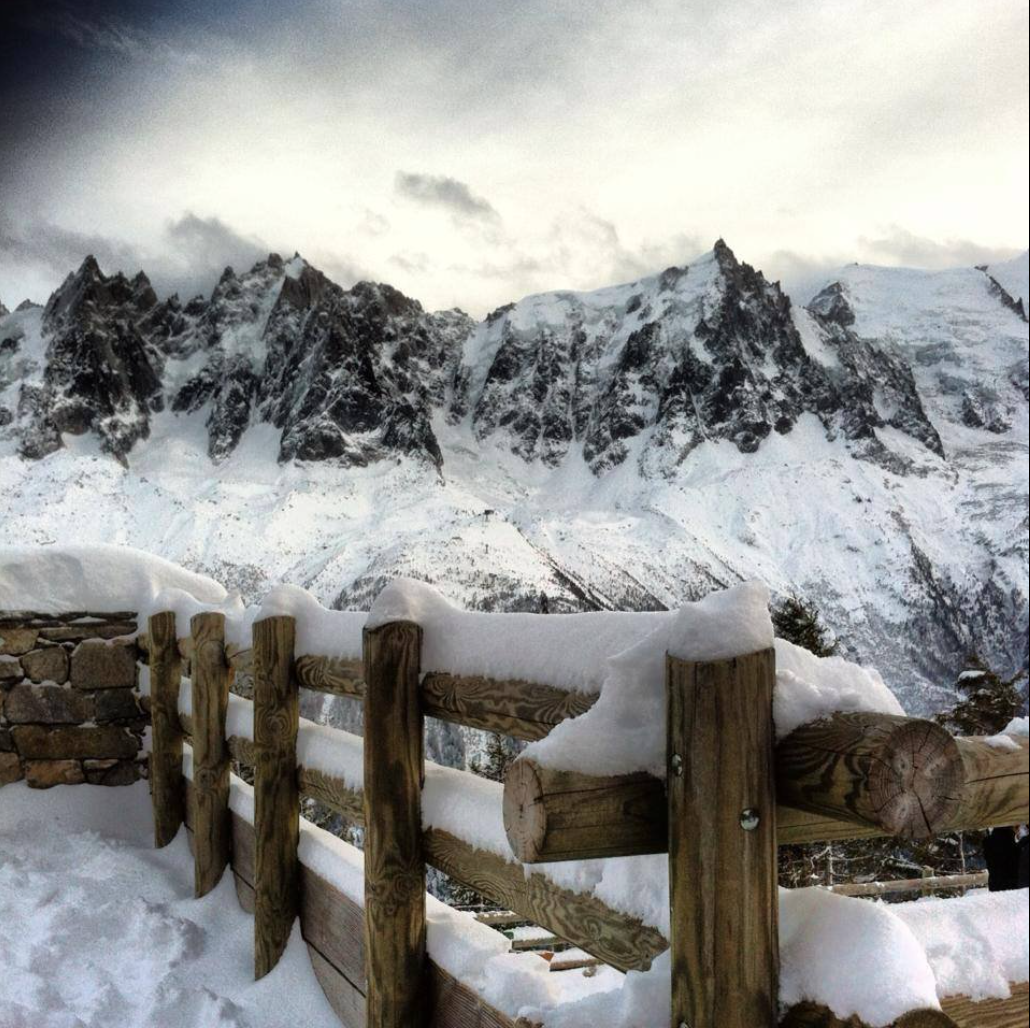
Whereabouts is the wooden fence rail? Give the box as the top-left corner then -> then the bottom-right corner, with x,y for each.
145,613 -> 1030,1028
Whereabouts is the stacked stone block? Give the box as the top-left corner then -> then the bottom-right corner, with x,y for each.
0,612 -> 148,788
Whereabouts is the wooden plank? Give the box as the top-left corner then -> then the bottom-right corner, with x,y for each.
829,871 -> 987,897
363,620 -> 426,1028
667,648 -> 778,1028
420,673 -> 597,742
301,765 -> 365,824
941,982 -> 1029,1028
185,781 -> 519,1028
190,611 -> 231,896
193,704 -> 669,975
422,828 -> 666,974
309,945 -> 367,1028
253,615 -> 300,979
148,611 -> 184,848
776,712 -> 964,839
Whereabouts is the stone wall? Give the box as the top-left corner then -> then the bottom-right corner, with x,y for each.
0,611 -> 149,788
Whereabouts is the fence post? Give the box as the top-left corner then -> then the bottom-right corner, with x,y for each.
149,611 -> 184,848
363,620 -> 425,1028
191,611 -> 231,897
666,648 -> 778,1028
253,615 -> 299,979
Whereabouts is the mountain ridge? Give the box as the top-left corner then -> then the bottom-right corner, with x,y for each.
1,241 -> 1027,716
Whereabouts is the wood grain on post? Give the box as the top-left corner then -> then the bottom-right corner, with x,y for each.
363,620 -> 426,1028
148,611 -> 184,848
776,712 -> 964,839
667,648 -> 778,1028
253,615 -> 300,980
190,611 -> 231,896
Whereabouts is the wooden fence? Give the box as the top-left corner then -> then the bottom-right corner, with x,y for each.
142,613 -> 1030,1028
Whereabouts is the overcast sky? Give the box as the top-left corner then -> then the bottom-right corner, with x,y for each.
1,0 -> 1027,317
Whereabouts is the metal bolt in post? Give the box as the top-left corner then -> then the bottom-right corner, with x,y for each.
739,807 -> 760,831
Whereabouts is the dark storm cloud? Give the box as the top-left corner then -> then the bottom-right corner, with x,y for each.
395,173 -> 500,223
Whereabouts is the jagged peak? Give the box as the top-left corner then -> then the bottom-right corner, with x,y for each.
15,299 -> 40,312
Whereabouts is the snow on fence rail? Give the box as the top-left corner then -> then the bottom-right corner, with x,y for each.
134,590 -> 1030,1028
3,546 -> 1027,1028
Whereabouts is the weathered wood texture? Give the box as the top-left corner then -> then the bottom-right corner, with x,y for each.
420,673 -> 596,741
423,828 -> 665,973
667,648 -> 778,1028
941,982 -> 1029,1028
297,653 -> 365,699
779,1002 -> 957,1027
948,736 -> 1029,831
296,653 -> 598,742
190,611 -> 231,896
148,611 -> 184,847
363,621 -> 426,1028
503,763 -> 666,861
776,712 -> 963,839
189,706 -> 668,972
184,778 -> 520,1028
504,720 -> 1027,862
829,871 -> 987,897
252,615 -> 300,979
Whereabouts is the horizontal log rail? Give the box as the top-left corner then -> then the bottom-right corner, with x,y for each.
151,640 -> 601,741
502,717 -> 1029,862
141,613 -> 1030,1028
179,710 -> 667,973
829,871 -> 988,897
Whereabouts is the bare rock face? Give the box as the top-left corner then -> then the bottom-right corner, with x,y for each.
17,257 -> 163,461
459,241 -> 947,476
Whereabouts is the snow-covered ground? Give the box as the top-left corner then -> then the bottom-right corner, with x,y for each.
0,782 -> 341,1028
2,779 -> 1025,1028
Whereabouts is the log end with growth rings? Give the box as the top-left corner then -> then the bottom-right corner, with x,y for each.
867,718 -> 963,838
503,758 -> 548,863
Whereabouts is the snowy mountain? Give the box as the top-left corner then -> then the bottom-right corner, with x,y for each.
1,243 -> 1027,715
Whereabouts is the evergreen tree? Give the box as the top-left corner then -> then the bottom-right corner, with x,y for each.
468,732 -> 520,782
771,593 -> 838,656
936,654 -> 1024,737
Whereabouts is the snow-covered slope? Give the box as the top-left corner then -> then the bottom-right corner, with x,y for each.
1,244 -> 1027,713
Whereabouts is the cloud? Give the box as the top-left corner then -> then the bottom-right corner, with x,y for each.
163,213 -> 268,283
9,0 -> 192,63
0,218 -> 144,285
395,172 -> 499,223
857,227 -> 1022,271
